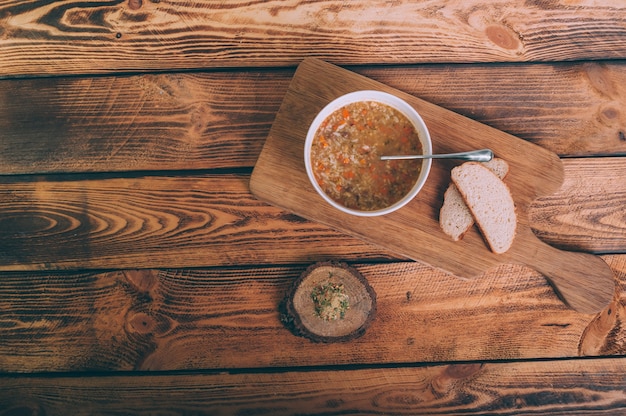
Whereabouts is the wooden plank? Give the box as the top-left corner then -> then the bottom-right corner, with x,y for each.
531,158 -> 626,253
0,173 -> 397,271
0,157 -> 624,272
1,62 -> 626,175
1,1 -> 626,77
1,359 -> 625,415
0,257 -> 623,373
0,71 -> 289,173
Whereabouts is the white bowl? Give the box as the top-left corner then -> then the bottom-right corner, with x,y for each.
304,90 -> 432,216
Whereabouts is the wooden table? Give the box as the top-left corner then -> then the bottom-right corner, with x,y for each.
1,1 -> 625,414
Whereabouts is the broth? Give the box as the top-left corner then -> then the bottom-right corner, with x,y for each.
311,101 -> 423,211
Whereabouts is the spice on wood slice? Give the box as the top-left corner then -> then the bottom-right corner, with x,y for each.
281,262 -> 376,343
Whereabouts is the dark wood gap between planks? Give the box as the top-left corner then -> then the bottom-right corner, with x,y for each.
1,354 -> 624,379
0,64 -> 300,82
1,58 -> 625,82
0,167 -> 254,182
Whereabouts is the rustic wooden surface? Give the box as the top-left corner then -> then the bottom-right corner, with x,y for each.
1,0 -> 626,414
2,62 -> 625,175
0,259 -> 624,374
1,1 -> 626,77
2,358 -> 625,415
249,58 -> 614,314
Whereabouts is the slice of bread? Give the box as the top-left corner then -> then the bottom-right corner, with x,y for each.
450,162 -> 516,254
481,158 -> 510,179
440,158 -> 509,241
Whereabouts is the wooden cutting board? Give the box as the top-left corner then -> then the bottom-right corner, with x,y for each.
250,58 -> 615,314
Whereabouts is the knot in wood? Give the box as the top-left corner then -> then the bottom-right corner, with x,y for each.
127,312 -> 157,335
486,24 -> 522,50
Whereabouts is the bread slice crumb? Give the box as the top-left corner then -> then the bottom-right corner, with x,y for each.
450,162 -> 516,254
440,158 -> 509,241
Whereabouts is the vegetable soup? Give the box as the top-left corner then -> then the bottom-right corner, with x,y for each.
310,101 -> 423,211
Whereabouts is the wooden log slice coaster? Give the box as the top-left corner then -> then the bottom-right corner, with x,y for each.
281,262 -> 376,343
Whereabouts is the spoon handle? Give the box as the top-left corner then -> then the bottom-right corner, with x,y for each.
380,148 -> 493,162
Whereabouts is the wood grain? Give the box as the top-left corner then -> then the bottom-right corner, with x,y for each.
1,62 -> 626,175
1,1 -> 626,77
530,158 -> 626,253
0,257 -> 623,373
0,71 -> 289,173
1,358 -> 625,415
0,157 -> 624,271
0,174 -> 397,271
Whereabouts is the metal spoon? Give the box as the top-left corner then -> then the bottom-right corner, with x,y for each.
380,148 -> 493,162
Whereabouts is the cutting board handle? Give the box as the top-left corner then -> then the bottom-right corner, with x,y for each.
521,233 -> 616,314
